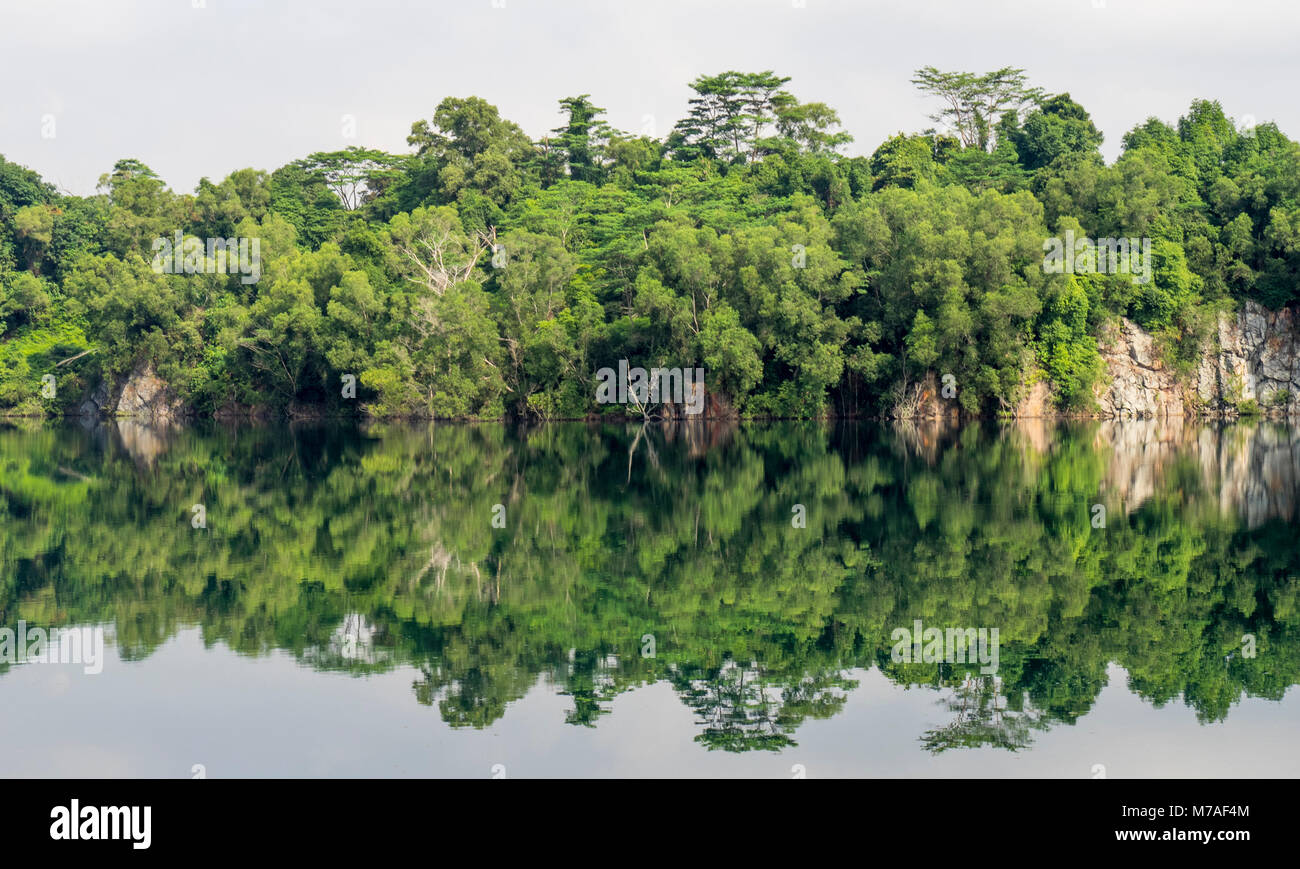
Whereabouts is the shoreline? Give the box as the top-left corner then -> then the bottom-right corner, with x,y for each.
6,408 -> 1298,424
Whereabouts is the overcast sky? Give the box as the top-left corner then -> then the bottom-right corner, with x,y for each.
2,0 -> 1297,196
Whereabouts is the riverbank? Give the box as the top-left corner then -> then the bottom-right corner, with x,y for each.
7,300 -> 1298,424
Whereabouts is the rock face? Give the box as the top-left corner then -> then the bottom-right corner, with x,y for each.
1095,319 -> 1185,418
893,372 -> 962,421
75,381 -> 111,418
1095,301 -> 1300,418
113,364 -> 187,419
1196,302 -> 1300,415
1012,378 -> 1053,419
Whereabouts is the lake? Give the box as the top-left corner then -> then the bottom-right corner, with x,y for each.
1,417 -> 1298,777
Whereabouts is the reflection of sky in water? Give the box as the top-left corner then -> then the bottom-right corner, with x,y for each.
1,631 -> 1297,778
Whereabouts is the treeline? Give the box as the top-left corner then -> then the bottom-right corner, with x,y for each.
2,68 -> 1298,418
2,420 -> 1295,750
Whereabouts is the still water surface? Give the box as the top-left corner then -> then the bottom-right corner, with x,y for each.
1,418 -> 1298,776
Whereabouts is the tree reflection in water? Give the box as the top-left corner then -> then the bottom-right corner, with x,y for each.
0,417 -> 1297,753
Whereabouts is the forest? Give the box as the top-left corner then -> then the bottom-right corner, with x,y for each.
2,67 -> 1298,419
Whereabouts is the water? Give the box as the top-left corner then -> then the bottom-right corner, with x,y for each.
1,417 -> 1297,777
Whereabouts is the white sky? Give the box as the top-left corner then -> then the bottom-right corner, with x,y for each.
2,0 -> 1297,196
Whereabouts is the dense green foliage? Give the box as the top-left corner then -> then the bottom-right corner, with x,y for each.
1,418 -> 1295,751
3,68 -> 1298,418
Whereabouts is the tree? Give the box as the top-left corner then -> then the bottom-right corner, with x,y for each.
387,205 -> 489,297
62,251 -> 193,381
912,66 -> 1044,152
95,158 -> 183,257
869,134 -> 938,190
1012,93 -> 1104,171
553,95 -> 610,184
671,71 -> 794,163
773,100 -> 853,154
14,204 -> 55,272
292,148 -> 404,211
194,169 -> 272,238
489,229 -> 581,412
369,206 -> 505,417
406,97 -> 536,217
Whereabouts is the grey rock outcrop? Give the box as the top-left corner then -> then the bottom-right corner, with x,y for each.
1196,302 -> 1300,414
1095,301 -> 1300,418
1095,319 -> 1185,418
115,363 -> 187,419
75,381 -> 111,417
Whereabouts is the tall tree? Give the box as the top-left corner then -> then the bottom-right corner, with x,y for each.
553,95 -> 610,184
671,71 -> 793,162
912,66 -> 1044,152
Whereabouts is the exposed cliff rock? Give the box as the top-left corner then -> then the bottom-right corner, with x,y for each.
893,372 -> 962,421
1094,318 -> 1186,418
1196,302 -> 1300,415
1094,301 -> 1300,418
75,381 -> 111,418
75,364 -> 189,419
1012,378 -> 1053,419
115,364 -> 187,419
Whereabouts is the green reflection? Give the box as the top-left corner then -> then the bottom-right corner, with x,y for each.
1,418 -> 1297,753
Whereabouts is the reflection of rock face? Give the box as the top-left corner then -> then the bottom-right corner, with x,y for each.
1012,415 -> 1052,453
113,419 -> 173,466
1093,419 -> 1300,528
116,364 -> 186,419
1095,418 -> 1188,509
1096,302 -> 1300,418
657,417 -> 735,458
891,415 -> 959,462
1198,424 -> 1300,528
